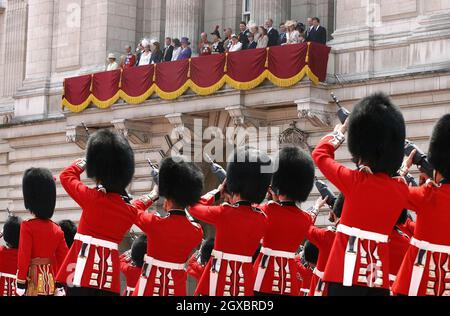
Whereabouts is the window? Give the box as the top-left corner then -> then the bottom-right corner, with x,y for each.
243,0 -> 251,23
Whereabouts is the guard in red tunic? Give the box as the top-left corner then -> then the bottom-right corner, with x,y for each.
187,238 -> 215,281
393,114 -> 450,296
253,146 -> 315,296
120,235 -> 147,296
398,214 -> 416,238
307,193 -> 344,296
313,93 -> 409,296
16,168 -> 68,296
294,245 -> 315,296
0,216 -> 22,296
388,210 -> 411,289
133,156 -> 204,296
189,147 -> 272,296
57,129 -> 140,296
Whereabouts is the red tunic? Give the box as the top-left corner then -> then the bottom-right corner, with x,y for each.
189,194 -> 267,296
0,246 -> 18,296
187,254 -> 205,281
295,256 -> 313,296
312,133 -> 409,290
398,218 -> 416,238
122,54 -> 136,69
56,161 -> 141,294
119,254 -> 141,296
133,206 -> 203,296
17,219 -> 68,296
388,228 -> 410,287
253,201 -> 312,296
307,226 -> 336,296
393,184 -> 450,296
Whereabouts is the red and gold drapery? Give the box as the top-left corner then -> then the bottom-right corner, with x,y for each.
62,43 -> 330,113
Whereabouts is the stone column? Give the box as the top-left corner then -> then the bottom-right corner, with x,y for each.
250,0 -> 291,27
2,0 -> 28,97
165,0 -> 204,54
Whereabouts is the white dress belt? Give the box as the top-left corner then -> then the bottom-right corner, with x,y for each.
409,237 -> 450,296
337,224 -> 389,243
210,250 -> 253,296
72,233 -> 119,287
337,224 -> 389,287
0,272 -> 16,279
254,247 -> 296,293
313,268 -> 324,280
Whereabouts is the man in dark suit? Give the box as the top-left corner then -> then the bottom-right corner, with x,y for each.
238,21 -> 250,49
279,22 -> 287,45
163,37 -> 174,62
265,18 -> 280,47
307,17 -> 327,45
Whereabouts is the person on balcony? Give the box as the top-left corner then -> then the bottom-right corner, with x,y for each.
238,21 -> 250,50
307,17 -> 327,45
247,33 -> 257,49
106,53 -> 119,71
222,28 -> 233,52
198,32 -> 211,56
257,26 -> 269,49
120,45 -> 136,70
265,18 -> 279,47
163,37 -> 174,62
211,26 -> 224,54
171,38 -> 182,61
150,41 -> 163,64
177,37 -> 192,61
285,20 -> 301,45
138,40 -> 152,66
228,34 -> 243,52
279,22 -> 287,45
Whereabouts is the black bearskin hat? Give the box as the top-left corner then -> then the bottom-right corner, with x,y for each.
86,129 -> 135,194
348,93 -> 406,175
131,235 -> 147,268
272,146 -> 315,202
58,220 -> 78,248
333,193 -> 345,219
226,147 -> 273,204
158,156 -> 204,209
23,168 -> 56,220
304,241 -> 319,265
200,238 -> 215,265
429,114 -> 450,180
3,216 -> 22,249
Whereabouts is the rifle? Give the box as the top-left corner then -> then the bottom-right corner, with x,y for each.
147,159 -> 159,185
404,140 -> 434,178
331,92 -> 351,124
404,173 -> 418,187
205,154 -> 227,184
314,177 -> 337,208
81,122 -> 90,137
129,229 -> 138,241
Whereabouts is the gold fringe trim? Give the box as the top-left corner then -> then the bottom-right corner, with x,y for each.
225,70 -> 269,90
119,86 -> 155,104
61,96 -> 92,113
91,90 -> 121,109
189,77 -> 227,96
305,66 -> 320,85
155,81 -> 190,100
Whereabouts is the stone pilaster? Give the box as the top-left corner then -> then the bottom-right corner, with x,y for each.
165,0 -> 204,54
2,0 -> 27,98
250,0 -> 290,27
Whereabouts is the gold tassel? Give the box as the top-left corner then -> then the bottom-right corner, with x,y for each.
89,74 -> 94,93
306,42 -> 311,64
153,64 -> 157,82
265,47 -> 270,68
224,53 -> 228,73
119,69 -> 123,88
187,58 -> 191,78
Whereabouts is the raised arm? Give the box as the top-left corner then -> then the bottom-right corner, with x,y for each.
312,130 -> 360,197
60,159 -> 96,208
188,189 -> 223,225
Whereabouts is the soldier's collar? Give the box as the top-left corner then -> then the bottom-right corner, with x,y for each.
279,201 -> 296,207
235,201 -> 252,207
168,210 -> 187,217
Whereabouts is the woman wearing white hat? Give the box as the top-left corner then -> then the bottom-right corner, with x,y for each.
285,20 -> 300,45
138,39 -> 152,66
229,34 -> 243,52
106,53 -> 119,71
